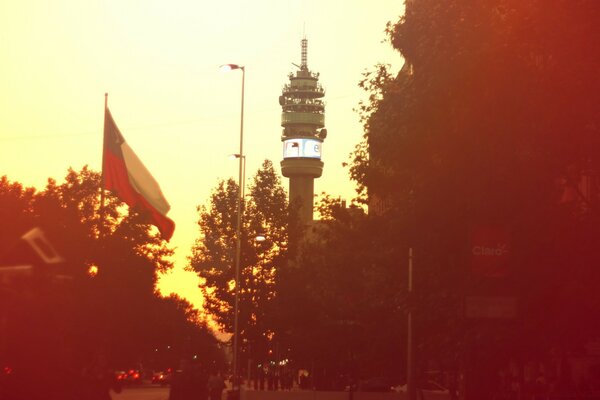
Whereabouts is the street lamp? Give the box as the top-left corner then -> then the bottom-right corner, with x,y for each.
222,63 -> 245,395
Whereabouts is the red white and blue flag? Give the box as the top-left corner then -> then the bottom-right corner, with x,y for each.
102,108 -> 175,240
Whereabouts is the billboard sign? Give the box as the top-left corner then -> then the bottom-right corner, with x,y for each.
470,224 -> 510,278
283,138 -> 322,159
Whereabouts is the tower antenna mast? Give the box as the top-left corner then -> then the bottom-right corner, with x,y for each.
301,37 -> 308,71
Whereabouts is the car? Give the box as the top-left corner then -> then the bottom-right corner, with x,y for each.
123,369 -> 142,385
151,371 -> 162,384
354,377 -> 402,392
393,380 -> 451,399
114,370 -> 127,382
152,370 -> 172,386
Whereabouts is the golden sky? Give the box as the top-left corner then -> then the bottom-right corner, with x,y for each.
0,0 -> 403,313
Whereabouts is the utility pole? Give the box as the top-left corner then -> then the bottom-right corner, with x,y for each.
407,247 -> 416,400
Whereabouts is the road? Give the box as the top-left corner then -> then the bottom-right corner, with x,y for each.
112,385 -> 169,400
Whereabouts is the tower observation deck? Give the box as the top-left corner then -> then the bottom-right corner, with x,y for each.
280,38 -> 327,223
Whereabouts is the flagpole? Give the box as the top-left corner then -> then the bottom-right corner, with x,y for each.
100,93 -> 108,238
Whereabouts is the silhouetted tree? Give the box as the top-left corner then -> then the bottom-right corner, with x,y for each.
349,0 -> 600,395
147,294 -> 225,371
189,160 -> 293,370
0,168 -> 221,398
276,195 -> 409,383
0,176 -> 36,252
29,167 -> 175,365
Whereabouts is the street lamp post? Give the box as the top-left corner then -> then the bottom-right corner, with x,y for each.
222,63 -> 245,395
247,233 -> 266,388
230,154 -> 246,200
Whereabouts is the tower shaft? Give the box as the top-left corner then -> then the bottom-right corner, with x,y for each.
289,176 -> 315,223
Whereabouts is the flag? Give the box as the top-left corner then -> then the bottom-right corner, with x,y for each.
103,108 -> 175,240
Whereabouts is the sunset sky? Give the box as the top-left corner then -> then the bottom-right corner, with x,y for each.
0,1 -> 403,312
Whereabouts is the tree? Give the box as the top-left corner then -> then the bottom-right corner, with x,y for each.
0,167 -> 222,398
350,0 -> 600,395
189,160 -> 293,370
146,295 -> 225,372
29,166 -> 176,365
276,196 -> 410,386
0,176 -> 36,252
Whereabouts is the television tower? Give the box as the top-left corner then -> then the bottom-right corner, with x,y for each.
280,37 -> 327,223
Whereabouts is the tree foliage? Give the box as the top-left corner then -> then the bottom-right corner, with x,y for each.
147,294 -> 225,371
189,160 -> 293,364
346,0 -> 600,383
0,167 -> 221,398
276,196 -> 409,384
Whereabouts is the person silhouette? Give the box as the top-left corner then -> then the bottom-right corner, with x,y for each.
207,370 -> 226,400
80,352 -> 121,400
